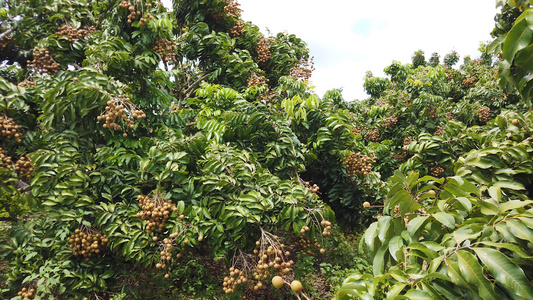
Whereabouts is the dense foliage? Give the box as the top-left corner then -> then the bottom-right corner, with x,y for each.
1,0 -> 532,299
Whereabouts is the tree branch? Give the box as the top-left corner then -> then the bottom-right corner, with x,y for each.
0,28 -> 14,41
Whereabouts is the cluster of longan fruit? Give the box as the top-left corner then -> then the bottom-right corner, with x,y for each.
321,219 -> 332,237
251,241 -> 293,290
290,57 -> 315,81
477,106 -> 491,122
403,137 -> 413,147
28,48 -> 60,74
0,148 -> 13,168
0,35 -> 13,48
434,126 -> 444,136
430,165 -> 445,177
446,112 -> 455,121
230,20 -> 244,37
352,126 -> 362,135
462,76 -> 477,87
97,96 -> 146,137
153,38 -> 177,63
17,79 -> 36,89
55,25 -> 95,42
120,0 -> 154,24
224,0 -> 242,17
154,236 -> 179,279
295,226 -> 327,255
17,287 -> 36,300
343,152 -> 374,176
0,115 -> 22,143
365,129 -> 380,142
256,38 -> 272,66
303,181 -> 319,194
136,194 -> 177,233
391,153 -> 405,161
14,156 -> 33,180
382,116 -> 398,129
223,266 -> 247,294
68,228 -> 109,259
247,73 -> 266,87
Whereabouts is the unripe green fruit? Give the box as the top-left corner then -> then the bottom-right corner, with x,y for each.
512,119 -> 519,126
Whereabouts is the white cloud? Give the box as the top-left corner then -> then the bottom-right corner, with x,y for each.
240,0 -> 498,100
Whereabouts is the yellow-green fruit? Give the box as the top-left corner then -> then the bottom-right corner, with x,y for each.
272,276 -> 284,289
290,280 -> 303,293
427,190 -> 436,196
512,119 -> 519,126
363,201 -> 371,209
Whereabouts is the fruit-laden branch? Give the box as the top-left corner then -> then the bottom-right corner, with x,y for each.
176,72 -> 211,105
0,28 -> 14,41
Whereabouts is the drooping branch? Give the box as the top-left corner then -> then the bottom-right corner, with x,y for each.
0,28 -> 14,40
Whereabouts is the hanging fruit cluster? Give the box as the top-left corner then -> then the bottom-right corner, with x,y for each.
429,107 -> 438,118
17,287 -> 37,300
97,96 -> 146,137
14,156 -> 33,180
462,76 -> 477,87
230,20 -> 244,37
68,227 -> 109,259
391,153 -> 405,161
382,116 -> 398,129
365,129 -> 380,142
290,56 -> 315,81
0,115 -> 22,142
250,238 -> 293,291
446,112 -> 455,120
0,35 -> 13,48
434,126 -> 444,136
247,72 -> 266,87
136,193 -> 177,233
430,163 -> 445,177
303,181 -> 319,194
17,79 -> 36,89
0,148 -> 13,168
343,152 -> 375,176
320,219 -> 332,237
352,126 -> 363,135
295,233 -> 323,256
256,38 -> 272,66
27,48 -> 60,74
224,0 -> 242,18
153,38 -> 177,63
477,106 -> 491,122
403,137 -> 413,147
223,266 -> 247,294
120,0 -> 154,24
55,25 -> 95,42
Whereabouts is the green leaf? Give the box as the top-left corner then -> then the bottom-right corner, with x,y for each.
505,219 -> 533,244
473,247 -> 533,299
364,222 -> 378,252
516,43 -> 533,72
433,212 -> 455,229
373,243 -> 389,276
456,250 -> 499,300
503,15 -> 533,62
404,289 -> 433,300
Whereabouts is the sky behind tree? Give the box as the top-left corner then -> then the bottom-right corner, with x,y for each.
239,0 -> 497,101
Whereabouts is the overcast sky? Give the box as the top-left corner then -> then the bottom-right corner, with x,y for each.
163,1 -> 498,101
239,0 -> 498,101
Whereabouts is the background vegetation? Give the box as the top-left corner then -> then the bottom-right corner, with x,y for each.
0,0 -> 532,299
